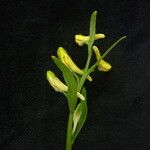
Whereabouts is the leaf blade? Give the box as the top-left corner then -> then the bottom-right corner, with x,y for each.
88,11 -> 97,55
72,87 -> 88,144
102,36 -> 127,59
52,56 -> 77,112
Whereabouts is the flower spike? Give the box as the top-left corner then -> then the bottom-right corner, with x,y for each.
57,47 -> 92,81
93,46 -> 112,72
75,34 -> 105,46
46,70 -> 85,100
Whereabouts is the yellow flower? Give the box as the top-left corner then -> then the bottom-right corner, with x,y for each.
93,46 -> 112,72
57,47 -> 92,81
75,34 -> 105,46
98,60 -> 112,72
46,70 -> 85,100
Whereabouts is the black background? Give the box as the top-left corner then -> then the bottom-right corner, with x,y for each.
0,0 -> 150,150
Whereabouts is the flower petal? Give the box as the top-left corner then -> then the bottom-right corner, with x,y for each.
75,34 -> 105,46
98,60 -> 112,72
46,70 -> 85,100
57,47 -> 92,81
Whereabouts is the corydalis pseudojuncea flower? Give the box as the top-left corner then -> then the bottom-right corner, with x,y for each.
93,45 -> 112,72
57,47 -> 92,81
75,34 -> 105,46
46,70 -> 85,100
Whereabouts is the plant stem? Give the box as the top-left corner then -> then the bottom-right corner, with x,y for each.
77,53 -> 92,92
66,113 -> 73,150
66,42 -> 93,150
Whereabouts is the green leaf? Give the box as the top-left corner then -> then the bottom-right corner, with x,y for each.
102,36 -> 127,59
88,11 -> 97,55
72,87 -> 88,144
52,56 -> 77,112
73,72 -> 80,85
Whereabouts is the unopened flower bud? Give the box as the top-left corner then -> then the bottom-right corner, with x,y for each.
72,103 -> 81,134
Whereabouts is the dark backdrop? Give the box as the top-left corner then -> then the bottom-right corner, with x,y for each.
0,0 -> 150,150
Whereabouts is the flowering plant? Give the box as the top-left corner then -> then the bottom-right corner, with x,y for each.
46,11 -> 126,150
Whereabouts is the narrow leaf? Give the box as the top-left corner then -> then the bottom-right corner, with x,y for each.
102,36 -> 127,59
88,11 -> 97,55
52,56 -> 77,112
72,87 -> 88,144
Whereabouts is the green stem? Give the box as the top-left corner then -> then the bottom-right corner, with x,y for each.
66,113 -> 73,150
77,12 -> 97,92
77,52 -> 92,92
